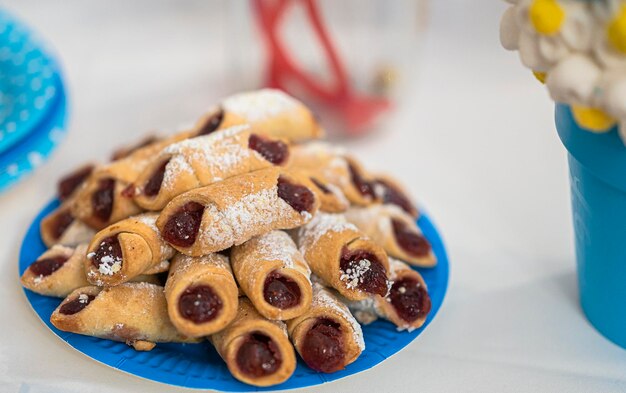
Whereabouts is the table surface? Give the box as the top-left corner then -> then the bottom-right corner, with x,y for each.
2,1 -> 626,392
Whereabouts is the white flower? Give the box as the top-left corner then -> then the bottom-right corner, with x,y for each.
514,0 -> 594,72
501,0 -> 626,143
591,2 -> 626,69
596,70 -> 626,119
546,53 -> 602,105
501,6 -> 521,50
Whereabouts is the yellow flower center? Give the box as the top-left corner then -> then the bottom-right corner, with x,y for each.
607,5 -> 626,54
529,0 -> 565,35
532,71 -> 547,84
571,106 -> 616,133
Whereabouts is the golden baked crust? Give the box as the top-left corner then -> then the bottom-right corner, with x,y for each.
287,284 -> 364,372
295,212 -> 390,301
165,253 -> 239,337
345,205 -> 436,267
217,89 -> 324,142
21,244 -> 89,298
40,201 -> 95,248
290,142 -> 375,206
157,167 -> 320,256
231,231 -> 312,320
132,125 -> 291,211
86,213 -> 175,286
210,298 -> 296,387
50,283 -> 198,349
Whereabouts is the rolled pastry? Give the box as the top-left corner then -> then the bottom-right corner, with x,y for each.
371,174 -> 419,218
50,283 -> 198,351
130,125 -> 291,211
70,133 -> 189,229
21,244 -> 89,298
210,297 -> 296,387
157,167 -> 319,256
165,253 -> 239,337
287,283 -> 364,373
348,259 -> 432,332
231,231 -> 312,320
306,174 -> 349,213
344,205 -> 436,267
21,244 -> 162,297
57,163 -> 96,201
86,213 -> 175,286
295,212 -> 390,301
290,142 -> 375,206
40,202 -> 95,248
215,89 -> 324,142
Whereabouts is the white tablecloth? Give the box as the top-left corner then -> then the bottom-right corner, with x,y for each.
2,1 -> 626,392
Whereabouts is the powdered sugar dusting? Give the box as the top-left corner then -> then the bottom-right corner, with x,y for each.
340,259 -> 372,290
131,213 -> 172,256
325,182 -> 349,207
160,125 -> 252,190
389,257 -> 410,279
199,204 -> 233,249
161,154 -> 193,191
222,89 -> 299,122
254,231 -> 309,276
219,188 -> 296,246
344,295 -> 379,325
297,213 -> 357,255
87,242 -> 122,276
311,283 -> 364,351
164,125 -> 249,156
133,213 -> 159,232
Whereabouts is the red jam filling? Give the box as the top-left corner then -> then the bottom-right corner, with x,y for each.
236,332 -> 282,377
58,165 -> 94,200
310,177 -> 331,194
300,318 -> 344,373
143,159 -> 169,197
59,294 -> 96,315
339,247 -> 388,296
389,277 -> 431,323
376,179 -> 415,215
162,201 -> 204,247
51,210 -> 74,240
263,272 -> 301,309
196,109 -> 224,136
91,236 -> 123,270
30,255 -> 69,277
347,162 -> 374,199
92,177 -> 115,222
248,134 -> 289,165
391,219 -> 431,257
178,285 -> 222,323
277,176 -> 315,214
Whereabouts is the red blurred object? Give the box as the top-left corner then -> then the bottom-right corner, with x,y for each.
253,0 -> 391,134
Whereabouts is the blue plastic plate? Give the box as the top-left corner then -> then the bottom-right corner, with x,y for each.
0,77 -> 66,192
19,200 -> 449,392
0,10 -> 61,155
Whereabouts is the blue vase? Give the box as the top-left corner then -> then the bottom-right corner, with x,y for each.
555,104 -> 626,348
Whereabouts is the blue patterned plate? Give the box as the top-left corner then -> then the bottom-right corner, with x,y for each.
0,10 -> 61,155
20,200 -> 449,391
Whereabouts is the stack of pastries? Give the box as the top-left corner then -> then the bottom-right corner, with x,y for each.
20,89 -> 436,387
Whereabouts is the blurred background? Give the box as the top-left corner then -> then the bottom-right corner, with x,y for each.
3,1 -> 626,392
